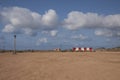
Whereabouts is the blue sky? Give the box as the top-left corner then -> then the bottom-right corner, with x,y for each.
0,0 -> 120,50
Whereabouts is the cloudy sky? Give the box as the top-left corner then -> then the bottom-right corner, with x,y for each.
0,0 -> 120,50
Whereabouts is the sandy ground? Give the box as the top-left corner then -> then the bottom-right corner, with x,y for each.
0,52 -> 120,80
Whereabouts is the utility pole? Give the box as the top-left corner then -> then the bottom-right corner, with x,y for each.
13,34 -> 16,54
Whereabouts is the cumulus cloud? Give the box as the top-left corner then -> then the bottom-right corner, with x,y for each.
2,24 -> 15,33
95,29 -> 120,37
71,34 -> 88,40
36,38 -> 48,46
49,30 -> 58,37
63,11 -> 120,30
23,28 -> 37,36
0,7 -> 58,36
42,10 -> 58,29
1,7 -> 120,39
63,11 -> 120,38
95,29 -> 113,37
42,30 -> 58,37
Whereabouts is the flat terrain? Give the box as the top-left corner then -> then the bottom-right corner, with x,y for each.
0,52 -> 120,80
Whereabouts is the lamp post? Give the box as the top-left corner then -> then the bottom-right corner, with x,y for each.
13,34 -> 16,54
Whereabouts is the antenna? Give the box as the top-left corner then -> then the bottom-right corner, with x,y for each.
13,34 -> 16,54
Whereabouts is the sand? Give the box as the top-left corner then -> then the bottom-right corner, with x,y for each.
0,52 -> 120,80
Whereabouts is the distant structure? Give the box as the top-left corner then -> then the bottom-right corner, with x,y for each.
73,47 -> 93,52
54,48 -> 61,51
13,35 -> 16,54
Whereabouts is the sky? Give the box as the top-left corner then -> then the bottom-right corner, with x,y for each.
0,0 -> 120,50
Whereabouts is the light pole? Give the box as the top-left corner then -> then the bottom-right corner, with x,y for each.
13,34 -> 16,54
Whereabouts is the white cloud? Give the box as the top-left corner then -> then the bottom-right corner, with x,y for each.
23,28 -> 37,36
2,24 -> 15,33
95,29 -> 120,37
1,7 -> 120,39
63,11 -> 120,38
71,34 -> 87,40
95,29 -> 113,37
0,7 -> 58,36
36,38 -> 48,46
50,30 -> 58,37
103,15 -> 120,28
117,32 -> 120,36
63,11 -> 120,30
42,9 -> 58,29
42,30 -> 58,37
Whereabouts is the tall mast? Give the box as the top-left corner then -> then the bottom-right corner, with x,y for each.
14,34 -> 16,54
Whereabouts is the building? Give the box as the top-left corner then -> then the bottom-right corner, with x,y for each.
73,47 -> 93,52
54,48 -> 61,51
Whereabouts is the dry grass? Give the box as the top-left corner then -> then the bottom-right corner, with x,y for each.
0,52 -> 120,80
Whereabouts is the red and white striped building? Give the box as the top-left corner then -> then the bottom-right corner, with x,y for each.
73,47 -> 93,52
